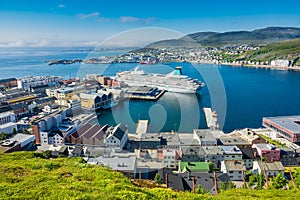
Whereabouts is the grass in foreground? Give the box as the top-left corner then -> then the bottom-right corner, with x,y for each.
0,152 -> 300,199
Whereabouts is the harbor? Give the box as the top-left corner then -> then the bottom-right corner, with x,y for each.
125,87 -> 165,101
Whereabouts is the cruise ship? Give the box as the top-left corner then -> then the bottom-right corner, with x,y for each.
115,66 -> 205,93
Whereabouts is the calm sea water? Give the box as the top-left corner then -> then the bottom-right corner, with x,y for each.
1,47 -> 300,133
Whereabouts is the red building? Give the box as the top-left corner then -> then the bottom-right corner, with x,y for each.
252,143 -> 280,162
263,116 -> 300,143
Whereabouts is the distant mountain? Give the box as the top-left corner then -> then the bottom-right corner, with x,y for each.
146,27 -> 300,47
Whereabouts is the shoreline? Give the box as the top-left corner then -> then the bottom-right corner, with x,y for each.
190,61 -> 300,71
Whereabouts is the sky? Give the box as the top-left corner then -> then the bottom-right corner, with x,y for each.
1,0 -> 300,47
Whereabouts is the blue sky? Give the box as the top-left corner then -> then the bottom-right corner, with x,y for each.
1,0 -> 300,47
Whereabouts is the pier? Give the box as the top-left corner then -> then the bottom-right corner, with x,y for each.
203,107 -> 219,130
125,86 -> 165,101
136,120 -> 148,139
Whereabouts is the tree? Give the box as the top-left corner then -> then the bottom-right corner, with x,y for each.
256,173 -> 266,190
154,173 -> 163,184
208,162 -> 214,172
289,169 -> 300,189
195,184 -> 206,194
0,132 -> 9,141
12,128 -> 17,135
219,182 -> 227,192
228,181 -> 236,189
269,172 -> 287,189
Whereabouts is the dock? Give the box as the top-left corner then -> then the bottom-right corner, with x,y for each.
203,107 -> 219,130
125,86 -> 165,101
136,120 -> 148,139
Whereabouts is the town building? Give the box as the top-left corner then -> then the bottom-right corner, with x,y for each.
175,172 -> 230,194
252,161 -> 284,177
263,115 -> 300,143
106,123 -> 128,149
239,147 -> 259,170
0,78 -> 17,89
88,155 -> 137,178
32,110 -> 67,145
0,111 -> 16,125
0,133 -> 35,153
40,130 -> 65,146
162,149 -> 181,168
179,162 -> 209,173
229,128 -> 266,145
181,146 -> 205,162
221,160 -> 246,181
252,143 -> 280,162
218,135 -> 251,148
220,145 -> 243,161
66,119 -> 109,146
17,76 -> 62,91
193,129 -> 217,146
202,146 -> 224,168
270,59 -> 291,67
79,91 -> 113,110
280,148 -> 298,166
0,122 -> 18,134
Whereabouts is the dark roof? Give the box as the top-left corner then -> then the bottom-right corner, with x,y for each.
181,146 -> 205,156
82,123 -> 102,139
240,147 -> 258,159
179,172 -> 230,193
49,130 -> 64,138
94,125 -> 109,141
70,131 -> 79,138
0,106 -> 13,113
34,97 -> 57,104
72,146 -> 83,154
0,78 -> 16,83
10,103 -> 28,110
112,123 -> 127,140
58,146 -> 68,153
167,174 -> 186,191
77,123 -> 93,137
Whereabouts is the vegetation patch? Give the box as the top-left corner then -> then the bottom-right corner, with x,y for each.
1,152 -> 300,199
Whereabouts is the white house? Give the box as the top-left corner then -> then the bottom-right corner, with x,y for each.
40,131 -> 65,146
221,145 -> 243,161
252,161 -> 284,177
106,123 -> 128,149
0,112 -> 16,125
221,160 -> 246,181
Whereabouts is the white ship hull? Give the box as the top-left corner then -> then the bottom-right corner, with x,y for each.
115,66 -> 205,94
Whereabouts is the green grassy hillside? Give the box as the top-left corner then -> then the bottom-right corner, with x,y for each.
0,152 -> 205,200
239,38 -> 300,64
0,152 -> 300,199
219,39 -> 300,65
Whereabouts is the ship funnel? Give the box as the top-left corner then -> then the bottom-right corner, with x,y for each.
174,66 -> 183,75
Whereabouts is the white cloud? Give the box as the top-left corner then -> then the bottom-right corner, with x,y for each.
119,16 -> 157,24
119,16 -> 140,23
0,40 -> 49,47
58,4 -> 66,8
144,17 -> 157,24
77,12 -> 100,20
